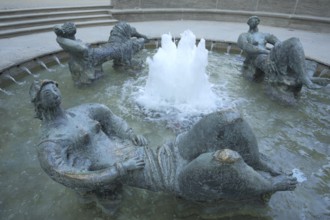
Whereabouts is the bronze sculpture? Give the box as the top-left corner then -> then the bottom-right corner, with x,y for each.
54,22 -> 148,85
30,79 -> 297,215
237,16 -> 328,104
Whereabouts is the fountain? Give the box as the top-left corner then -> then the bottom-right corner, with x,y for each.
0,18 -> 330,220
137,30 -> 217,119
36,58 -> 55,72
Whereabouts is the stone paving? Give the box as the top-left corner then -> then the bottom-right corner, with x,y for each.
0,0 -> 329,72
0,0 -> 110,10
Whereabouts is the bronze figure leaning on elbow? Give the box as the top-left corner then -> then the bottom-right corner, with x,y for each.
30,79 -> 297,215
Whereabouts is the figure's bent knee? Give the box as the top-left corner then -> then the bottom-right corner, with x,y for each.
288,37 -> 300,43
205,110 -> 242,126
213,149 -> 241,164
284,37 -> 302,48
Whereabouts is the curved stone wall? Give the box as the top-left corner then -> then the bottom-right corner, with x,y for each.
111,0 -> 330,32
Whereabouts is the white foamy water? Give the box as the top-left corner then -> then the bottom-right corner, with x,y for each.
292,168 -> 307,183
136,30 -> 217,115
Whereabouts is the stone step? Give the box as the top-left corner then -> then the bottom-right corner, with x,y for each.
0,5 -> 110,16
0,14 -> 113,31
0,5 -> 115,38
0,9 -> 111,22
0,19 -> 118,38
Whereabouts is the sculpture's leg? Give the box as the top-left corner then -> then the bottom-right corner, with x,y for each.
271,38 -> 320,89
92,46 -> 116,66
242,56 -> 265,82
175,110 -> 281,175
178,149 -> 297,201
68,59 -> 96,85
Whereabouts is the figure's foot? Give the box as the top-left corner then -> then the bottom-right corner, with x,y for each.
272,174 -> 298,191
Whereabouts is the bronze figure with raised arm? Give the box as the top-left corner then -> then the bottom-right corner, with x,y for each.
30,79 -> 297,215
54,22 -> 149,85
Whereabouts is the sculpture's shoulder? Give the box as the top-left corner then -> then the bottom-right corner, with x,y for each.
257,31 -> 273,40
238,32 -> 249,41
68,103 -> 109,114
68,103 -> 114,123
56,37 -> 89,56
237,32 -> 250,47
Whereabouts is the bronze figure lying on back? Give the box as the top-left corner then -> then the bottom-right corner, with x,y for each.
30,79 -> 297,215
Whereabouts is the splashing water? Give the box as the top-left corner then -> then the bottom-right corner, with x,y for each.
53,55 -> 66,67
292,168 -> 307,183
137,30 -> 217,117
36,59 -> 55,72
1,48 -> 329,220
5,74 -> 26,85
20,66 -> 39,78
225,44 -> 232,55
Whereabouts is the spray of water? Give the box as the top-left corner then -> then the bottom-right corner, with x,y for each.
137,30 -> 217,117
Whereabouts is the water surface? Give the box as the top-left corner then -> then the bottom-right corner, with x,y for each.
0,49 -> 329,219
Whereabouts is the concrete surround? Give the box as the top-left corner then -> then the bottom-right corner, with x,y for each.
111,0 -> 330,32
112,0 -> 330,17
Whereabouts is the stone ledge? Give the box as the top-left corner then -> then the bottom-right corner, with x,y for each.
0,19 -> 117,39
111,8 -> 330,33
0,5 -> 112,15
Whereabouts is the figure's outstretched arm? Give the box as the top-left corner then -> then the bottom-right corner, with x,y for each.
37,141 -> 145,191
86,103 -> 148,146
56,37 -> 89,55
130,27 -> 149,42
237,34 -> 269,55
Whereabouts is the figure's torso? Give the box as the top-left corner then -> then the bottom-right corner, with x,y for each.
248,32 -> 268,50
40,110 -> 136,171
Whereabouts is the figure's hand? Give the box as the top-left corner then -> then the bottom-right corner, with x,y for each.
54,25 -> 63,36
131,134 -> 148,146
122,156 -> 145,171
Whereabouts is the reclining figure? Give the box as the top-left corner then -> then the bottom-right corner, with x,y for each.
237,16 -> 328,104
30,79 -> 297,215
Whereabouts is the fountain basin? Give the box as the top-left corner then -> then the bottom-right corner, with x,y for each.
0,10 -> 330,218
0,38 -> 329,219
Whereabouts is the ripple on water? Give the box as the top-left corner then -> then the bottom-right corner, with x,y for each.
0,48 -> 329,219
